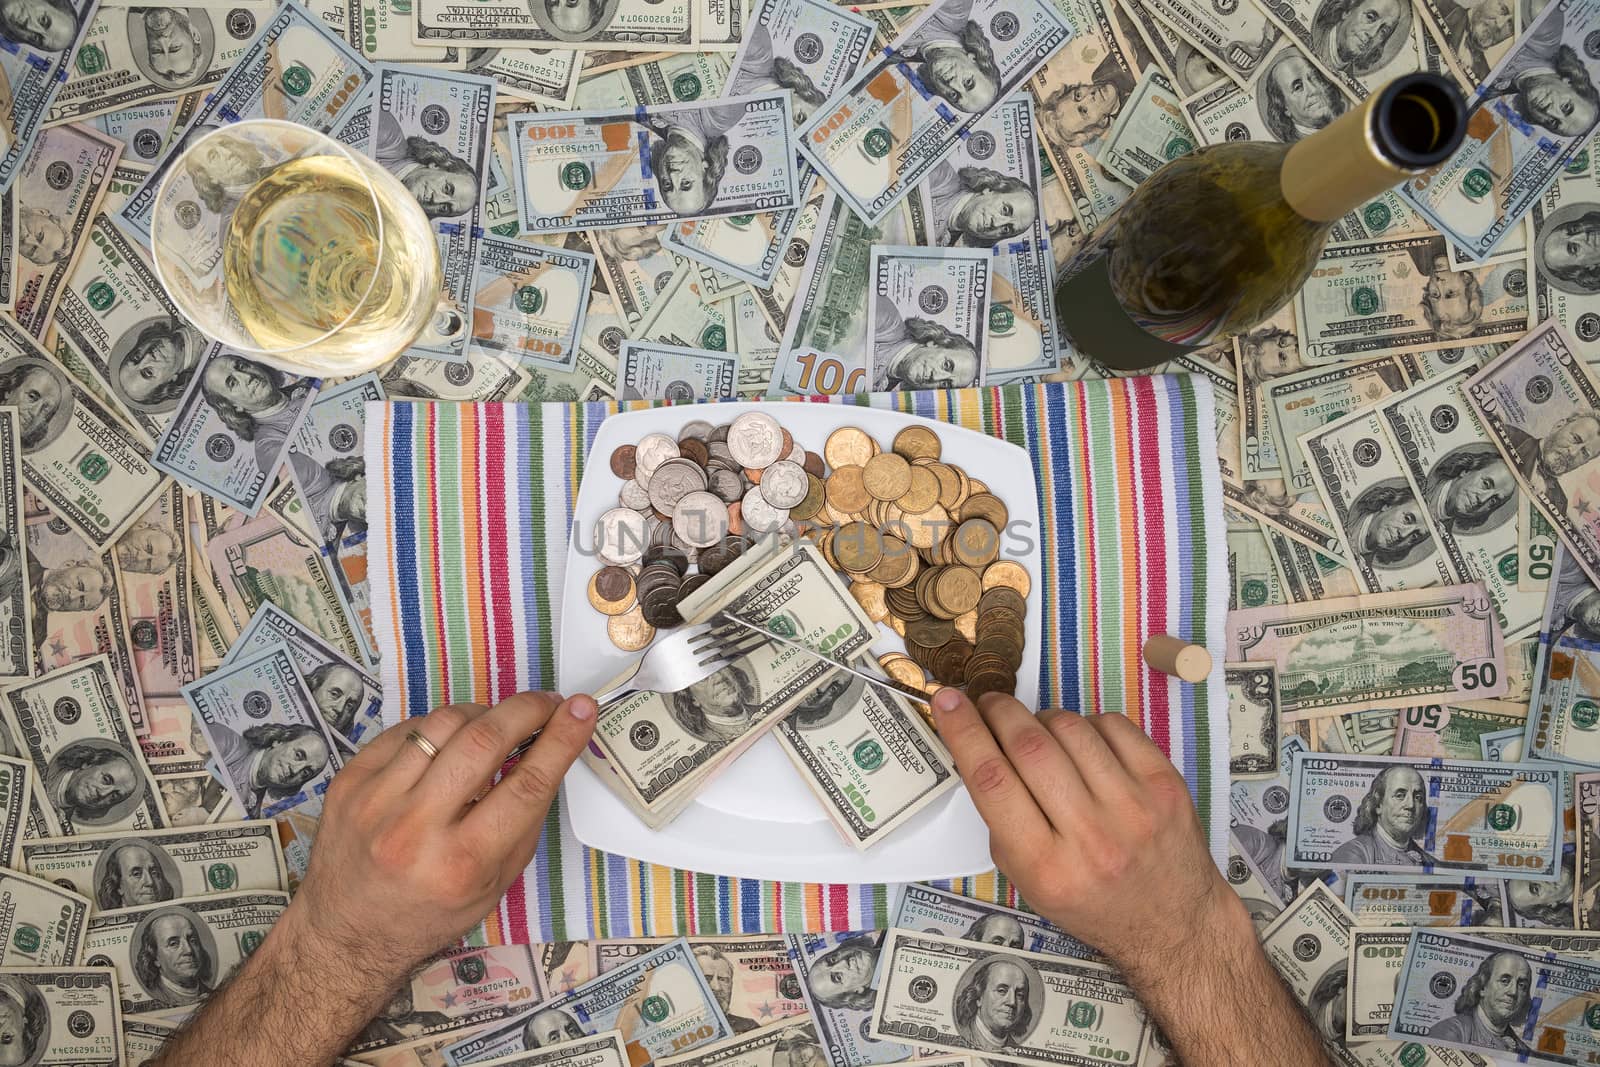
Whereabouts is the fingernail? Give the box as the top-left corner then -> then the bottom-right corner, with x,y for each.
933,687 -> 964,713
568,695 -> 596,721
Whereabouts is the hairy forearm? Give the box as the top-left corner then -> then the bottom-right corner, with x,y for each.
1119,895 -> 1335,1067
149,906 -> 399,1067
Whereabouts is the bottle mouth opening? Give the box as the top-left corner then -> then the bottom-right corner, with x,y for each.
1373,73 -> 1467,170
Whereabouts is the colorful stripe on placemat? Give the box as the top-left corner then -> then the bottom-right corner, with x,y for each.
364,379 -> 1226,941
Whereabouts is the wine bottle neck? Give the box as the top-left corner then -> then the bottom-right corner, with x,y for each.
1279,94 -> 1417,223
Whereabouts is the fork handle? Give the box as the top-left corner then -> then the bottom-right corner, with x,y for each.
498,685 -> 635,767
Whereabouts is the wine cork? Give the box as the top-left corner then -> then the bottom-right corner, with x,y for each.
1143,635 -> 1211,683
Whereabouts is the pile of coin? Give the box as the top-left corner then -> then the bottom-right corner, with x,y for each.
807,427 -> 1029,700
591,411 -> 825,648
588,416 -> 1028,698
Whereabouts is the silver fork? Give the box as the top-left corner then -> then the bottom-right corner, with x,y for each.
497,620 -> 772,766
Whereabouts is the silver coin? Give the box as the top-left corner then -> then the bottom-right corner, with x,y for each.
619,479 -> 652,511
727,412 -> 784,468
741,483 -> 789,532
759,459 -> 808,509
648,458 -> 709,513
595,507 -> 649,565
781,436 -> 805,465
634,433 -> 680,484
707,440 -> 736,466
678,420 -> 715,441
709,467 -> 744,503
672,490 -> 731,547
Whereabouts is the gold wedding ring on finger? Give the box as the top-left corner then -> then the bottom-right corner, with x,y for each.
405,729 -> 441,760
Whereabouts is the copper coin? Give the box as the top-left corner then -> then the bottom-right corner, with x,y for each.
791,474 -> 826,522
825,426 -> 875,469
879,653 -> 926,690
833,521 -> 883,573
802,450 -> 826,479
610,445 -> 637,479
929,463 -> 963,511
678,438 -> 711,467
607,607 -> 655,651
898,504 -> 951,550
979,586 -> 1027,617
951,519 -> 1000,568
931,638 -> 974,685
589,565 -> 636,609
954,609 -> 978,642
905,614 -> 955,647
826,465 -> 872,514
960,493 -> 1008,530
897,465 -> 942,514
851,580 -> 889,622
893,425 -> 942,461
932,566 -> 982,617
980,560 -> 1031,597
863,452 -> 912,501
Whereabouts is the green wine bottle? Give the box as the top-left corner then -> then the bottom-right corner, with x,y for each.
1053,73 -> 1466,371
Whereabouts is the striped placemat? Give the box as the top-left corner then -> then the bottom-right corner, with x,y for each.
364,377 -> 1228,941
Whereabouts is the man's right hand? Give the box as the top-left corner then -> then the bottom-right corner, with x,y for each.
928,688 -> 1240,977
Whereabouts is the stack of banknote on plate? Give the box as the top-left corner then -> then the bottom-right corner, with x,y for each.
2,0 -> 1600,1055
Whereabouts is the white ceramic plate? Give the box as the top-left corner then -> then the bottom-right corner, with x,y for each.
559,401 -> 1042,883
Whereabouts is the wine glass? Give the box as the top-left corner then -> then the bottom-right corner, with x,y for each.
149,119 -> 465,377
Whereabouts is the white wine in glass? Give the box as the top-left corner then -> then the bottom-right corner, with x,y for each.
151,120 -> 460,377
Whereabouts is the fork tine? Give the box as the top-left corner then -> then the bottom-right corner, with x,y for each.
697,634 -> 769,667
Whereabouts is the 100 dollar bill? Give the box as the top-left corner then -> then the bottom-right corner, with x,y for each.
442,938 -> 734,1065
1379,365 -> 1544,641
905,93 -> 1060,383
1258,883 -> 1487,1067
866,246 -> 988,392
795,0 -> 1072,224
584,542 -> 874,821
664,0 -> 875,288
47,5 -> 277,125
1286,752 -> 1564,878
1402,0 -> 1600,263
415,0 -> 694,50
1388,928 -> 1600,1061
21,820 -> 288,911
467,1031 -> 630,1067
867,930 -> 1149,1065
771,189 -> 900,397
1225,583 -> 1507,718
0,969 -> 123,1065
84,890 -> 288,1015
470,236 -> 594,373
889,883 -> 1095,959
775,675 -> 957,850
508,93 -> 798,234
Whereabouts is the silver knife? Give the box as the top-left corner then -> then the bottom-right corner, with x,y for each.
715,610 -> 935,708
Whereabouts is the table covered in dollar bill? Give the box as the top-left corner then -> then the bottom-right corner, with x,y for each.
2,0 -> 1600,1050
